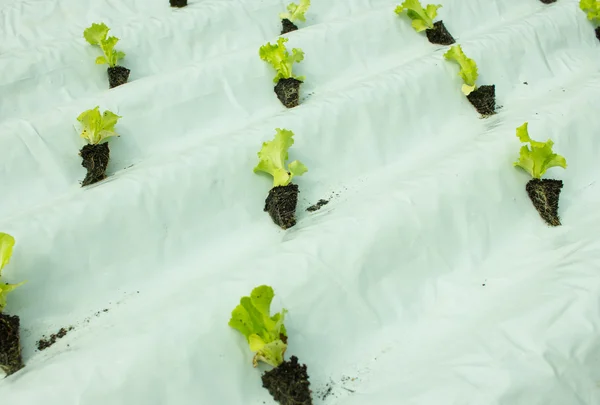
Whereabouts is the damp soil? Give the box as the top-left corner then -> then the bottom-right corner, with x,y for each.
264,183 -> 299,230
275,78 -> 303,108
596,27 -> 600,42
107,66 -> 130,88
467,85 -> 496,116
0,313 -> 23,377
526,178 -> 563,226
37,326 -> 74,351
281,18 -> 298,35
170,0 -> 187,7
262,356 -> 313,405
539,0 -> 556,3
425,21 -> 455,45
306,199 -> 329,212
80,142 -> 110,187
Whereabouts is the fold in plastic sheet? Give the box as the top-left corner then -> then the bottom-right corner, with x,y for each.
1,0 -> 600,404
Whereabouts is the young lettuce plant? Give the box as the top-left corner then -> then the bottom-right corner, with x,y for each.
395,0 -> 455,45
513,122 -> 567,226
0,233 -> 25,377
84,23 -> 130,88
229,285 -> 313,405
580,0 -> 600,41
76,107 -> 122,187
259,37 -> 305,108
443,44 -> 496,117
254,128 -> 307,230
279,0 -> 311,35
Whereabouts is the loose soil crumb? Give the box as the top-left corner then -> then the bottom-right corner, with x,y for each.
306,199 -> 329,212
317,383 -> 334,400
37,326 -> 74,351
425,21 -> 455,45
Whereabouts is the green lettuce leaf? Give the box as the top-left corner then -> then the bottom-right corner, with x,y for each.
395,0 -> 441,32
77,107 -> 122,145
443,44 -> 478,95
513,122 -> 567,179
259,37 -> 305,83
254,128 -> 308,188
580,0 -> 600,24
229,285 -> 288,367
83,23 -> 125,68
0,233 -> 25,313
280,0 -> 311,23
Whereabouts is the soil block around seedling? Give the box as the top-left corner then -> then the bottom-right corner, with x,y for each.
275,78 -> 303,108
596,27 -> 600,42
170,0 -> 187,7
425,21 -> 455,45
264,183 -> 299,230
262,356 -> 313,405
526,178 -> 563,226
281,19 -> 298,35
539,0 -> 556,3
467,85 -> 496,116
80,142 -> 110,187
107,66 -> 130,88
0,313 -> 23,377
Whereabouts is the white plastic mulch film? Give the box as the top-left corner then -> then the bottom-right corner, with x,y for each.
1,0 -> 600,403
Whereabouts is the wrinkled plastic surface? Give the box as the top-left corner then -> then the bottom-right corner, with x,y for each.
1,0 -> 600,404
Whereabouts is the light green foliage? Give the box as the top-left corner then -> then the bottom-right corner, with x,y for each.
395,0 -> 441,32
280,0 -> 311,23
443,44 -> 479,95
77,106 -> 121,145
259,37 -> 305,83
83,22 -> 126,68
229,285 -> 288,367
254,128 -> 308,188
0,233 -> 25,313
580,0 -> 600,24
513,122 -> 567,179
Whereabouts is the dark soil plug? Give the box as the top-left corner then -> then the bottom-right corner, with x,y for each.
264,183 -> 299,230
275,78 -> 303,108
262,356 -> 313,405
281,18 -> 298,35
37,326 -> 74,351
425,21 -> 455,45
539,0 -> 556,3
0,313 -> 23,377
526,178 -> 563,226
107,66 -> 130,88
80,142 -> 110,187
467,85 -> 496,116
306,199 -> 329,212
596,27 -> 600,42
170,0 -> 187,7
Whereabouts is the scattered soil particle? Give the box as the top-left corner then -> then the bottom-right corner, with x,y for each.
467,85 -> 496,117
0,313 -> 23,377
306,199 -> 329,212
80,142 -> 110,187
523,82 -> 528,85
317,383 -> 333,400
37,326 -> 74,351
275,78 -> 303,108
262,356 -> 313,405
526,178 -> 563,226
107,66 -> 130,88
425,21 -> 455,45
540,0 -> 556,3
264,183 -> 299,230
281,18 -> 298,35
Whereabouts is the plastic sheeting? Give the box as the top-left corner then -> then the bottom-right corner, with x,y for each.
1,0 -> 600,403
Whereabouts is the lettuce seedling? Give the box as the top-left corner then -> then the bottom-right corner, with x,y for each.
443,44 -> 478,95
280,0 -> 311,34
395,0 -> 441,32
254,128 -> 307,187
229,285 -> 288,367
513,122 -> 567,226
0,233 -> 24,313
76,107 -> 122,186
259,37 -> 305,84
580,0 -> 600,25
513,122 -> 567,179
83,23 -> 131,88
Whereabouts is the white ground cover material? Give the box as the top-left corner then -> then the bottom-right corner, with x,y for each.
1,0 -> 600,403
